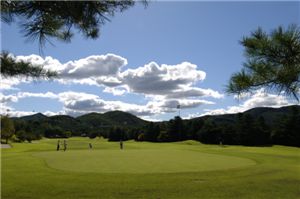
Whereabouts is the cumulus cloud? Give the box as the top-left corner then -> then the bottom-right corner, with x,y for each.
120,62 -> 209,97
242,89 -> 291,108
103,86 -> 127,96
16,54 -> 127,78
7,54 -> 222,101
96,76 -> 123,87
60,54 -> 127,79
14,53 -> 127,86
16,54 -> 63,71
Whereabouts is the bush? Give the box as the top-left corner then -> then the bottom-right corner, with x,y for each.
63,131 -> 72,138
88,132 -> 98,139
16,130 -> 27,142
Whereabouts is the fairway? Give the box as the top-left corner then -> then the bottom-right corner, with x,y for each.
34,149 -> 255,173
2,138 -> 300,199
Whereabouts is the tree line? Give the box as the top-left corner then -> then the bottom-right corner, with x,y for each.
1,106 -> 299,147
132,108 -> 299,147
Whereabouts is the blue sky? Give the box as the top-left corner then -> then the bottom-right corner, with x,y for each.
1,1 -> 299,120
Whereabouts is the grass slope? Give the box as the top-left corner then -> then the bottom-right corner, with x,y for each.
2,138 -> 300,199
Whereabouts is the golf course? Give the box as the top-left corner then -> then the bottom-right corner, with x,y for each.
2,137 -> 299,199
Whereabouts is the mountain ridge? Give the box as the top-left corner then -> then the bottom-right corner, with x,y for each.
13,105 -> 300,124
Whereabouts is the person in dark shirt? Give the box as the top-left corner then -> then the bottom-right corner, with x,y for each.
120,140 -> 123,150
57,140 -> 60,151
63,140 -> 67,151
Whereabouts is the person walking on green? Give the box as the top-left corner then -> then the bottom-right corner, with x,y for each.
63,140 -> 67,151
57,140 -> 60,151
120,140 -> 123,150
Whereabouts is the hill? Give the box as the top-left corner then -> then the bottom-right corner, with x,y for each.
13,110 -> 148,137
15,105 -> 299,126
103,111 -> 147,126
77,111 -> 147,128
17,113 -> 48,121
191,105 -> 300,126
77,112 -> 112,128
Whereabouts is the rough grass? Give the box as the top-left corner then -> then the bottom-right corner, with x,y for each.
2,137 -> 300,199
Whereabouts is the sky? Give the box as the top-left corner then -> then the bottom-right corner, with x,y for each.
1,1 -> 300,121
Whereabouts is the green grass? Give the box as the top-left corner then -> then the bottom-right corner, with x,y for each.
2,137 -> 300,199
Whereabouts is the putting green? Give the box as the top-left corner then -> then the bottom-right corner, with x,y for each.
34,149 -> 256,173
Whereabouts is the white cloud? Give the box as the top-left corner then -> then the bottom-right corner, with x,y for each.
103,87 -> 127,96
0,77 -> 30,90
7,54 -> 222,101
60,54 -> 127,79
120,62 -> 211,97
0,91 -> 59,106
17,92 -> 58,99
96,76 -> 123,87
16,54 -> 63,71
0,93 -> 18,103
57,91 -> 98,103
242,89 -> 290,108
16,54 -> 127,79
165,87 -> 223,99
14,53 -> 127,87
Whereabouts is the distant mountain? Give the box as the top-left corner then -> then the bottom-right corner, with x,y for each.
191,105 -> 300,125
77,111 -> 147,128
17,113 -> 48,121
13,105 -> 299,130
77,112 -> 112,128
15,110 -> 148,131
48,115 -> 82,132
244,105 -> 299,124
103,111 -> 147,126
